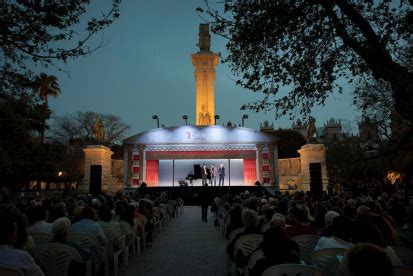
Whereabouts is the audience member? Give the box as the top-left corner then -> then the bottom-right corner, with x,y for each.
250,227 -> 300,276
27,206 -> 53,235
336,243 -> 393,276
71,206 -> 107,246
0,207 -> 44,276
285,207 -> 316,238
315,215 -> 352,250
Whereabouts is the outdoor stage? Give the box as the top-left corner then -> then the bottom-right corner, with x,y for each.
123,125 -> 279,188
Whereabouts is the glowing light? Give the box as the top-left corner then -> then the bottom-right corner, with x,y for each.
385,171 -> 400,185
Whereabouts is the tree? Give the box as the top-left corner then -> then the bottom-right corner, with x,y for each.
261,128 -> 306,158
31,73 -> 61,143
51,111 -> 130,146
0,1 -> 121,188
200,1 -> 413,123
0,0 -> 121,93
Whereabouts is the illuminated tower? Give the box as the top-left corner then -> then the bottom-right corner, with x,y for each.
192,24 -> 219,125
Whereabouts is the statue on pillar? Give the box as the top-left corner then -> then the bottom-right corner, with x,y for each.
198,104 -> 211,125
198,23 -> 211,52
307,116 -> 318,143
93,117 -> 105,144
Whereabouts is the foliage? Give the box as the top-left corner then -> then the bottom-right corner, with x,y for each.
200,0 -> 413,123
0,0 -> 121,92
263,128 -> 306,159
51,111 -> 130,146
30,73 -> 61,143
0,1 -> 121,188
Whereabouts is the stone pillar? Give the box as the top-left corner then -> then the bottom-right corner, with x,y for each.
273,143 -> 280,189
138,145 -> 146,183
125,145 -> 133,188
192,53 -> 219,125
81,145 -> 113,193
256,144 -> 264,183
297,144 -> 329,192
268,143 -> 279,188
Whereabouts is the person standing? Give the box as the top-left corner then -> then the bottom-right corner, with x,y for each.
218,163 -> 225,186
201,164 -> 208,185
199,183 -> 210,222
210,164 -> 216,186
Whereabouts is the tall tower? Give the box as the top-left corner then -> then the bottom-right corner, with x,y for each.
192,24 -> 219,125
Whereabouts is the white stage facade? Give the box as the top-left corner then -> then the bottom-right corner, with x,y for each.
123,125 -> 279,188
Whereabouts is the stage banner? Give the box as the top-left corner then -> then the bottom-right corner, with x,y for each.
146,160 -> 159,186
244,159 -> 256,185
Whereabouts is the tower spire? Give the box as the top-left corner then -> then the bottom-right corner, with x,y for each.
192,24 -> 219,125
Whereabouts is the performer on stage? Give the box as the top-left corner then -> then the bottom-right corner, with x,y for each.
218,163 -> 225,186
210,164 -> 216,186
202,164 -> 208,185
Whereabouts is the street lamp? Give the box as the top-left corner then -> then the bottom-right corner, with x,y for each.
152,115 -> 160,128
242,114 -> 249,127
182,115 -> 188,125
58,171 -> 62,191
214,114 -> 220,125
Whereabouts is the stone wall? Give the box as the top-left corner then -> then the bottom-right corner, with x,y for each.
278,144 -> 328,192
80,145 -> 123,193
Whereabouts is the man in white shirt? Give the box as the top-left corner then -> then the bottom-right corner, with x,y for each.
315,215 -> 352,251
201,164 -> 208,185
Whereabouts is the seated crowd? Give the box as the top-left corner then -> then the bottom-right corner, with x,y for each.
213,188 -> 413,276
0,191 -> 182,275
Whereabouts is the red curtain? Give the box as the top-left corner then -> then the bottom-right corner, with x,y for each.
146,160 -> 159,186
244,159 -> 256,185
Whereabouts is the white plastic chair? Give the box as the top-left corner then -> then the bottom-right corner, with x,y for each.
392,265 -> 413,276
228,227 -> 246,242
262,264 -> 323,276
31,232 -> 53,247
0,266 -> 24,276
37,243 -> 92,276
232,234 -> 263,276
117,220 -> 137,263
68,232 -> 108,276
100,225 -> 126,276
290,235 -> 319,263
392,246 -> 413,267
308,248 -> 348,276
245,249 -> 264,276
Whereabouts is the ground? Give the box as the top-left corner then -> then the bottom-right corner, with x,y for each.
122,206 -> 227,276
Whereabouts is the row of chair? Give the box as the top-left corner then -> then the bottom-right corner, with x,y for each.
225,229 -> 413,276
28,199 -> 184,276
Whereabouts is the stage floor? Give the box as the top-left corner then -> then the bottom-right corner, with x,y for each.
159,178 -> 249,187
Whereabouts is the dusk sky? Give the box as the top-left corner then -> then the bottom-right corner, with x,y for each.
45,0 -> 360,138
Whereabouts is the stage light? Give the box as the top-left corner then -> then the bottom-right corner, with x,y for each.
242,114 -> 249,127
182,115 -> 188,125
152,115 -> 160,128
214,114 -> 220,125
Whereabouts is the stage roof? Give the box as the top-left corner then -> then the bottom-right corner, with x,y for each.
123,126 -> 278,145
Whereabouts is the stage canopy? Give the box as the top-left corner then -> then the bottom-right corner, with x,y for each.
123,125 -> 279,187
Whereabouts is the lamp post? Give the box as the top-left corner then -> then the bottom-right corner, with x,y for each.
152,115 -> 160,128
182,115 -> 188,125
58,171 -> 62,191
242,114 -> 249,127
214,114 -> 220,125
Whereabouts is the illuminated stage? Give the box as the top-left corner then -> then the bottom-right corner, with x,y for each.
123,125 -> 279,188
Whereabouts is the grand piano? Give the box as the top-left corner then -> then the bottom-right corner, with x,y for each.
185,164 -> 210,186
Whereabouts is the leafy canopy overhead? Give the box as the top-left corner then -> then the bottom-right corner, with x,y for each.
0,0 -> 121,90
200,0 -> 412,122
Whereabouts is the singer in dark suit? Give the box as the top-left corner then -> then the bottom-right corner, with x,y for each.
201,164 -> 208,185
218,163 -> 225,186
